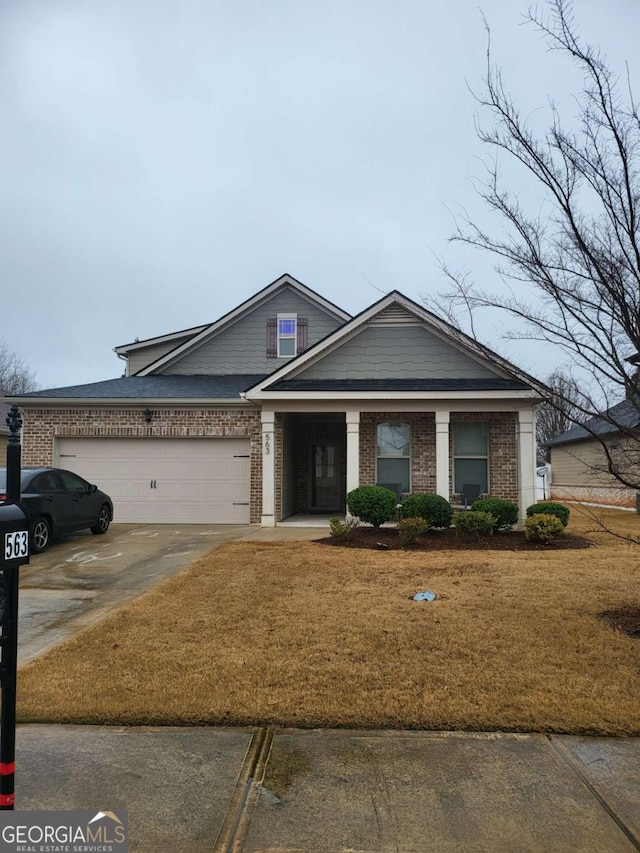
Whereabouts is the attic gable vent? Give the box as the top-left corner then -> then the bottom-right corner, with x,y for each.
370,305 -> 420,325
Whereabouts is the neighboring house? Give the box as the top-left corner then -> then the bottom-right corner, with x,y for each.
11,274 -> 542,525
547,399 -> 640,508
0,395 -> 11,456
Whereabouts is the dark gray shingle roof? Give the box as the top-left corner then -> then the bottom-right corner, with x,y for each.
265,377 -> 531,392
15,375 -> 268,400
546,399 -> 640,447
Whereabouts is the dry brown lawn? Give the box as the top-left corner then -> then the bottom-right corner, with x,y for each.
16,506 -> 640,735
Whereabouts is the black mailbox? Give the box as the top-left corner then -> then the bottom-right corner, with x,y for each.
0,503 -> 30,571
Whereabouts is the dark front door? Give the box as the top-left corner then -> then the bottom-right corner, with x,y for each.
310,442 -> 341,512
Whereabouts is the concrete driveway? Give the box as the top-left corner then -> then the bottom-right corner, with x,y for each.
17,522 -> 254,664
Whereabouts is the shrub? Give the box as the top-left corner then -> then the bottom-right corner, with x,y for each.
524,513 -> 564,543
346,485 -> 398,528
402,493 -> 453,528
398,516 -> 428,548
328,515 -> 359,541
471,498 -> 518,531
526,501 -> 570,527
453,510 -> 495,541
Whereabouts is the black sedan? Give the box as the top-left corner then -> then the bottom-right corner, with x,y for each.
0,467 -> 113,553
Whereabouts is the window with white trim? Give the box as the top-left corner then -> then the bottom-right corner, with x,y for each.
277,314 -> 297,357
376,422 -> 410,497
453,422 -> 489,495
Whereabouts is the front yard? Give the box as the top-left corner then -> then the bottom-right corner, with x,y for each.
17,508 -> 640,735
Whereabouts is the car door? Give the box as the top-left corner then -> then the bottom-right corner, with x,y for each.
57,470 -> 97,531
26,471 -> 73,532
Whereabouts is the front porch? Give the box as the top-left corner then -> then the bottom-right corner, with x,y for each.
260,405 -> 537,527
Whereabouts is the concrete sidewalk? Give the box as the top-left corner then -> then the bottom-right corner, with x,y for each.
14,725 -> 640,852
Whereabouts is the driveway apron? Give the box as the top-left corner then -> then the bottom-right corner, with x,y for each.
17,523 -> 253,664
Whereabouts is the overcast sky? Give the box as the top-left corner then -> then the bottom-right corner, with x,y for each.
2,0 -> 639,390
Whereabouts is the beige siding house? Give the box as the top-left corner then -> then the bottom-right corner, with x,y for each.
548,400 -> 640,508
12,274 -> 543,526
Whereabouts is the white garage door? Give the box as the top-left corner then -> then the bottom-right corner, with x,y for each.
54,437 -> 251,524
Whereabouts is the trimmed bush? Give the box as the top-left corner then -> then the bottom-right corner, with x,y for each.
398,517 -> 428,548
526,501 -> 570,528
524,513 -> 564,543
472,498 -> 518,531
402,493 -> 453,529
347,485 -> 398,528
453,510 -> 495,541
328,516 -> 359,541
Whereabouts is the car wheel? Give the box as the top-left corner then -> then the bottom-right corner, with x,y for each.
32,517 -> 51,554
91,504 -> 111,535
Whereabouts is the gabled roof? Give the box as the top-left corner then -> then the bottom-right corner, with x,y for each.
135,273 -> 351,377
246,290 -> 544,398
12,375 -> 266,403
114,324 -> 208,355
547,399 -> 640,447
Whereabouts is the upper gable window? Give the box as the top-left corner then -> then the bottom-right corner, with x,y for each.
278,315 -> 297,357
267,315 -> 308,358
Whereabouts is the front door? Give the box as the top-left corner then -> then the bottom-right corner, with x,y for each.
310,442 -> 341,512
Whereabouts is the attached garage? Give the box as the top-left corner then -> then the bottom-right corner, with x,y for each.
54,437 -> 251,524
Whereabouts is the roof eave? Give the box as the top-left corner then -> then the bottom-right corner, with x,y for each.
251,389 -> 541,402
12,397 -> 256,407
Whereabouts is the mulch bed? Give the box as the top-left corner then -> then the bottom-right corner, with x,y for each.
318,526 -> 594,551
599,606 -> 640,639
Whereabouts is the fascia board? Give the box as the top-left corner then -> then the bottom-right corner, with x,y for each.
251,389 -> 541,402
136,274 -> 351,377
13,398 -> 256,408
113,325 -> 208,354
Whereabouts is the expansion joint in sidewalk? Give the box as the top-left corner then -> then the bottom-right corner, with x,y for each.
545,735 -> 640,852
214,726 -> 275,853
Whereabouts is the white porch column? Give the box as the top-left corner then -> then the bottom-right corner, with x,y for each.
435,410 -> 450,500
261,410 -> 276,527
346,411 -> 360,513
517,408 -> 537,523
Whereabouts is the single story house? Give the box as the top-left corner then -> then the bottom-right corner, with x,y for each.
547,399 -> 640,508
12,274 -> 542,525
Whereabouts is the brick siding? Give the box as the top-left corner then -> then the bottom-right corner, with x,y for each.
450,412 -> 518,503
20,406 -> 521,524
551,485 -> 636,509
20,407 -> 263,523
360,411 -> 518,503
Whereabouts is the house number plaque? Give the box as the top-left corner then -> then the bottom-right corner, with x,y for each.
264,433 -> 271,455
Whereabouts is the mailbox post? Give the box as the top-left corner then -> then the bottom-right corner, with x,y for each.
0,404 -> 30,809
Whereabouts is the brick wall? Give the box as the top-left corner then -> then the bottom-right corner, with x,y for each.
551,485 -> 636,509
450,412 -> 518,503
360,411 -> 518,503
360,412 -> 437,493
21,407 -> 264,523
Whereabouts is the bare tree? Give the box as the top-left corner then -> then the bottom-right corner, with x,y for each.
0,341 -> 38,395
536,370 -> 582,461
439,0 -> 640,489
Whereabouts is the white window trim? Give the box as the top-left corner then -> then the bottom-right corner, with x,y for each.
452,422 -> 490,494
277,313 -> 297,358
376,422 -> 411,496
